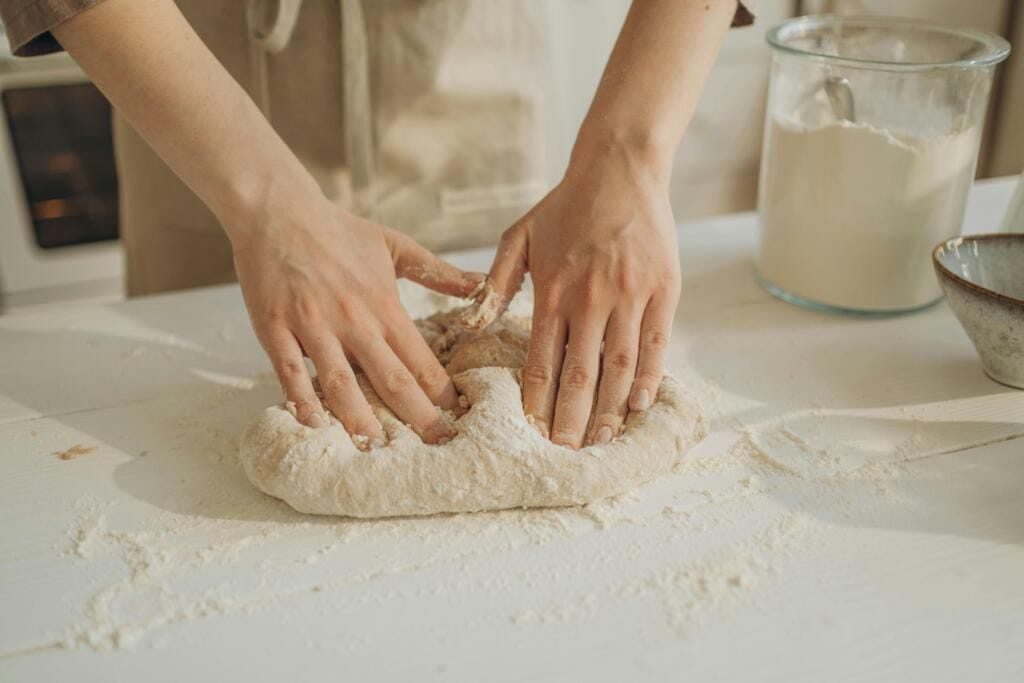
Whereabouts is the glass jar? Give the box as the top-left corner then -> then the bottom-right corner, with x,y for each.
756,16 -> 1010,315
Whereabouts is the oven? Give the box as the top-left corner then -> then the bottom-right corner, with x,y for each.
0,32 -> 122,311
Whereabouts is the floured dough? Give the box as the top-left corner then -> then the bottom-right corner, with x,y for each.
239,308 -> 707,518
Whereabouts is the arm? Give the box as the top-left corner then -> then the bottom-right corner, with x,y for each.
54,0 -> 479,444
573,0 -> 737,175
485,0 -> 737,448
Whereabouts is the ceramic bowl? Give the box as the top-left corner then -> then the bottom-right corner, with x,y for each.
933,233 -> 1024,389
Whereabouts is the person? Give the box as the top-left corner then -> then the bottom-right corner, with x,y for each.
0,0 -> 753,449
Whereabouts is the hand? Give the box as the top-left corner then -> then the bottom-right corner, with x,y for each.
231,195 -> 482,446
484,150 -> 681,448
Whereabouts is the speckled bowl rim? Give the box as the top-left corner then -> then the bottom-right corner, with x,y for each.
932,233 -> 1024,307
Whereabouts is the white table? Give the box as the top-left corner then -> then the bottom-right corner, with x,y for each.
2,178 -> 1022,682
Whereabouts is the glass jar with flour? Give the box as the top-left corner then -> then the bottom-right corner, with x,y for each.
756,16 -> 1010,315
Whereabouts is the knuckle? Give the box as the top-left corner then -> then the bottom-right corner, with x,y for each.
663,266 -> 683,289
262,308 -> 288,327
415,362 -> 451,390
334,296 -> 361,322
277,358 -> 307,381
534,285 -> 562,313
321,369 -> 355,396
382,367 -> 415,395
605,350 -> 635,373
643,328 -> 671,352
577,279 -> 603,308
294,296 -> 321,322
521,363 -> 554,388
292,397 -> 320,417
561,364 -> 593,390
613,265 -> 641,295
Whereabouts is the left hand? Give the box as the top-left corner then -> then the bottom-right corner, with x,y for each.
483,150 -> 681,448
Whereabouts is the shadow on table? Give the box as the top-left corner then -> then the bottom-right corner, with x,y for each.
676,255 -> 1018,422
0,291 -> 320,523
740,411 -> 1024,548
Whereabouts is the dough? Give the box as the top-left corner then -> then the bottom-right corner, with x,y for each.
239,309 -> 707,518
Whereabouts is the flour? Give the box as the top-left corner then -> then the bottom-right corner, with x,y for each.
22,302 -> 956,656
757,118 -> 979,311
40,415 -> 928,655
629,512 -> 812,635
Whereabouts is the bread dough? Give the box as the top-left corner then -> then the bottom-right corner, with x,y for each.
239,308 -> 707,518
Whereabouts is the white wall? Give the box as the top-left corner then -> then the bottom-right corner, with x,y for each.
541,0 -> 796,221
544,0 -> 1020,221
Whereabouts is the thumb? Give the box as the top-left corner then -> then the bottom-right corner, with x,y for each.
459,222 -> 528,330
388,229 -> 485,298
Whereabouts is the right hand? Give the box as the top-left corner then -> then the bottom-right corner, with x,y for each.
231,195 -> 483,447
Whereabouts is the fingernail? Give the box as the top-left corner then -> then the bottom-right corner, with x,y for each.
593,425 -> 613,445
370,435 -> 388,449
527,416 -> 549,439
630,388 -> 652,412
467,275 -> 488,300
466,273 -> 487,296
424,420 -> 455,444
307,412 -> 327,428
552,435 -> 579,450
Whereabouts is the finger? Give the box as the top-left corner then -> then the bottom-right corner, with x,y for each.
352,339 -> 454,444
462,223 -> 529,329
587,305 -> 642,445
301,333 -> 384,447
488,223 -> 528,304
385,314 -> 460,412
387,228 -> 485,298
520,307 -> 567,440
259,326 -> 326,428
550,312 -> 607,449
630,289 -> 678,413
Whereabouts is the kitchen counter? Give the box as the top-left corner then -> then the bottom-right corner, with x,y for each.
2,178 -> 1022,682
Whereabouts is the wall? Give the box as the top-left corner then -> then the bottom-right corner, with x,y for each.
547,0 -> 1022,220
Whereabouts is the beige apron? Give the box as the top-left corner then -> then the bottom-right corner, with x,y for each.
116,0 -> 552,296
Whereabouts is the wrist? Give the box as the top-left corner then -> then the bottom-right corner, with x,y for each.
569,123 -> 675,188
215,160 -> 325,247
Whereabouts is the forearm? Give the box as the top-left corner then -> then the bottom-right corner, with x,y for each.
572,0 -> 737,181
53,0 -> 318,242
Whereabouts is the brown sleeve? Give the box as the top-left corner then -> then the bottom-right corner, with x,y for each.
1,0 -> 105,56
732,0 -> 756,28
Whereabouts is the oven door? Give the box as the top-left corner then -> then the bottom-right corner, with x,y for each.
0,54 -> 122,310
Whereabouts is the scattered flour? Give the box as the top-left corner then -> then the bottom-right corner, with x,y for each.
15,331 -> 973,657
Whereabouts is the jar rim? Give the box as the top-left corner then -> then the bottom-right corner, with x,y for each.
766,15 -> 1011,71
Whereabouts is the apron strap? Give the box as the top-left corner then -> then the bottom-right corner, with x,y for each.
340,0 -> 376,218
246,0 -> 375,219
247,0 -> 304,53
246,0 -> 304,120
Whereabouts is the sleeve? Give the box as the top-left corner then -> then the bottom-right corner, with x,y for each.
1,0 -> 105,57
732,0 -> 756,28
